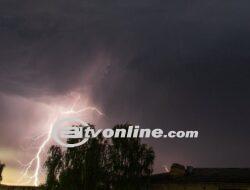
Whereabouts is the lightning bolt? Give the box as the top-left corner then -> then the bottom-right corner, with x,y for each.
17,94 -> 103,186
163,165 -> 169,173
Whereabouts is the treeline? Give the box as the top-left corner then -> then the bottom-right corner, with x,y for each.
43,124 -> 155,190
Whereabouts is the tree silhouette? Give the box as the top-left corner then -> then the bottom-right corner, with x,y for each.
44,124 -> 155,190
0,161 -> 5,183
58,127 -> 110,190
110,124 -> 155,190
44,146 -> 63,189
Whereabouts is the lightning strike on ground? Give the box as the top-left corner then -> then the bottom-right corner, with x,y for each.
17,95 -> 103,186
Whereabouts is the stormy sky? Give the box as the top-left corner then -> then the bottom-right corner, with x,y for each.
1,0 -> 250,185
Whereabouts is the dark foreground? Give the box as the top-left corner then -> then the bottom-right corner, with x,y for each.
2,164 -> 250,190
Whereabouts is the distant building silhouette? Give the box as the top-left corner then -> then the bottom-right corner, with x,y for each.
151,163 -> 250,190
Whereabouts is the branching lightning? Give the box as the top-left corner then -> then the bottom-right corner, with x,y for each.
17,94 -> 103,186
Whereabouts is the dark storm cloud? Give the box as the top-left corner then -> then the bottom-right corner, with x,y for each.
1,0 -> 250,173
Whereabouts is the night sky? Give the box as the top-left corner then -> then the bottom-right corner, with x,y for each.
0,0 -> 250,186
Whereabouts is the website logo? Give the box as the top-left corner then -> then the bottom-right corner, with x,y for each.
52,117 -> 199,148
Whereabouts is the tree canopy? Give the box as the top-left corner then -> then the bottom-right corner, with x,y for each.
44,124 -> 155,190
